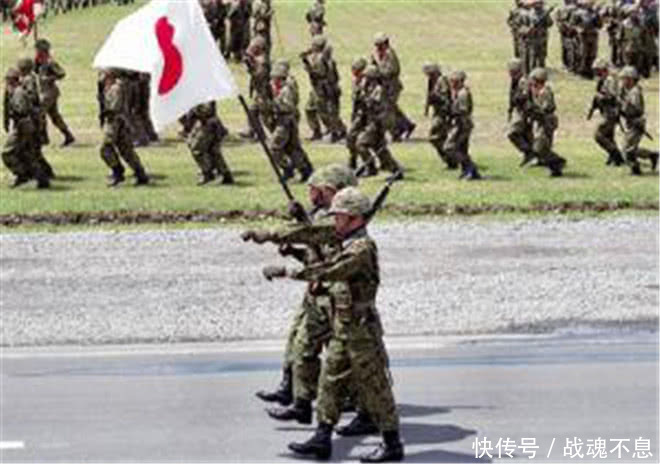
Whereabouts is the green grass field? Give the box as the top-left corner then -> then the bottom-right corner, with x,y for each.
1,0 -> 658,222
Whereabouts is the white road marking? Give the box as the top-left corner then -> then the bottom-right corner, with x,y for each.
0,441 -> 25,450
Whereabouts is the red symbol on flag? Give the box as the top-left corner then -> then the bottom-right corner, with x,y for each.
155,16 -> 182,95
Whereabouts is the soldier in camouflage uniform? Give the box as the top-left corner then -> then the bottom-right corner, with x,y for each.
244,165 -> 358,424
34,39 -> 75,147
516,0 -> 554,74
346,57 -> 377,175
353,66 -> 404,179
371,33 -> 415,142
507,58 -> 536,167
274,58 -> 301,123
590,59 -> 625,166
618,5 -> 644,74
601,2 -> 623,67
241,35 -> 272,139
574,0 -> 602,78
422,62 -> 455,170
617,66 -> 658,175
187,101 -> 233,185
301,35 -> 347,143
639,0 -> 658,77
17,57 -> 55,180
527,67 -> 566,176
99,69 -> 149,187
264,187 -> 404,463
556,0 -> 579,71
251,0 -> 272,60
132,73 -> 158,146
268,66 -> 314,182
507,0 -> 525,58
445,70 -> 481,180
305,0 -> 325,35
201,0 -> 228,58
2,68 -> 50,189
227,0 -> 251,62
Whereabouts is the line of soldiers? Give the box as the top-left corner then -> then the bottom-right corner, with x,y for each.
555,0 -> 658,79
242,163 -> 404,463
0,0 -> 133,21
2,38 -> 75,189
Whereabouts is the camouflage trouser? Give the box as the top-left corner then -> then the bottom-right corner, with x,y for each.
346,117 -> 373,168
269,117 -> 313,175
532,116 -> 564,171
594,117 -> 619,157
622,120 -> 654,170
444,122 -> 476,171
579,32 -> 598,76
305,89 -> 345,136
2,118 -> 39,179
429,115 -> 452,166
622,43 -> 642,71
188,120 -> 231,177
521,37 -> 546,74
507,111 -> 533,157
316,309 -> 398,432
100,118 -> 145,174
356,120 -> 400,173
286,292 -> 332,402
41,96 -> 72,140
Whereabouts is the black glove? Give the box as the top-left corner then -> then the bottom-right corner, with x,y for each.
288,201 -> 307,223
263,265 -> 286,281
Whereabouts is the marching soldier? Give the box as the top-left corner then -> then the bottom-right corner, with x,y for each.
34,39 -> 75,147
245,165 -> 357,424
186,101 -> 233,185
268,66 -> 314,182
506,58 -> 535,167
445,70 -> 481,180
527,67 -> 566,177
589,59 -> 625,166
517,0 -> 554,74
353,66 -> 403,178
422,62 -> 456,169
251,0 -> 272,60
274,58 -> 301,123
227,0 -> 251,62
202,0 -> 228,58
617,66 -> 658,175
241,35 -> 272,139
371,33 -> 415,142
556,0 -> 579,71
2,68 -> 50,189
305,0 -> 325,35
99,69 -> 149,187
263,187 -> 405,463
301,35 -> 347,143
574,0 -> 602,78
508,0 -> 525,58
346,57 -> 377,175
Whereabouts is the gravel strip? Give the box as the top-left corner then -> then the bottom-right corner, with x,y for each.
1,216 -> 658,346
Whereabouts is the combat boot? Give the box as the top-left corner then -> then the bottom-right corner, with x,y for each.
299,165 -> 314,183
36,177 -> 51,189
61,131 -> 75,147
288,422 -> 333,460
267,398 -> 312,424
306,130 -> 322,141
549,158 -> 566,177
197,171 -> 216,186
608,149 -> 625,167
336,412 -> 378,436
10,175 -> 31,189
519,150 -> 536,167
134,167 -> 150,186
255,367 -> 292,406
107,167 -> 125,187
360,431 -> 404,463
651,152 -> 659,171
631,164 -> 642,176
220,172 -> 235,185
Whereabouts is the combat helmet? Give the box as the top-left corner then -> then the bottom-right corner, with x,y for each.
373,32 -> 389,45
508,58 -> 523,72
311,35 -> 327,50
364,65 -> 380,79
529,67 -> 548,81
35,38 -> 51,52
422,62 -> 441,75
449,69 -> 467,81
17,57 -> 34,73
352,56 -> 367,72
5,68 -> 20,81
271,65 -> 288,79
592,57 -> 610,70
619,65 -> 638,80
308,164 -> 358,190
328,187 -> 371,216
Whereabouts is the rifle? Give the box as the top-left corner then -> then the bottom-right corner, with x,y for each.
507,78 -> 516,122
424,76 -> 434,117
364,170 -> 404,223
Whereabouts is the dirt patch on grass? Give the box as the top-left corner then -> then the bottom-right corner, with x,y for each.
1,200 -> 657,228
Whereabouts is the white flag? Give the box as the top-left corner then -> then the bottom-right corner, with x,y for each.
93,0 -> 237,131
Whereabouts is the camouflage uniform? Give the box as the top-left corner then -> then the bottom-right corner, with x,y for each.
527,67 -> 566,176
618,66 -> 658,174
251,0 -> 272,59
187,101 -> 233,185
371,33 -> 415,141
507,0 -> 524,58
269,67 -> 314,182
639,0 -> 658,78
444,71 -> 481,180
346,57 -> 376,174
99,70 -> 149,186
573,0 -> 602,78
34,39 -> 75,147
506,59 -> 535,166
131,73 -> 158,146
556,1 -> 579,71
423,62 -> 455,169
202,0 -> 228,57
241,36 -> 272,138
227,0 -> 251,62
602,3 -> 623,67
17,58 -> 54,180
618,6 -> 644,73
516,0 -> 554,74
274,59 -> 301,123
590,59 -> 624,166
2,68 -> 49,188
302,36 -> 346,142
305,0 -> 325,35
353,66 -> 403,177
285,187 -> 404,463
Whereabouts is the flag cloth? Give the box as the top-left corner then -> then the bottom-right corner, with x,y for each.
93,0 -> 237,131
11,0 -> 43,34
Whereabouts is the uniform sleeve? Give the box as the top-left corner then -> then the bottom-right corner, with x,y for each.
288,241 -> 370,282
51,61 -> 66,80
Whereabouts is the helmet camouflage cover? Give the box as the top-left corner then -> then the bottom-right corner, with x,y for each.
328,187 -> 371,216
308,164 -> 359,190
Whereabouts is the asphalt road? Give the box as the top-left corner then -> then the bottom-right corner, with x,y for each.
1,332 -> 657,463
